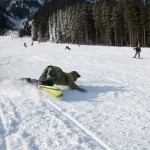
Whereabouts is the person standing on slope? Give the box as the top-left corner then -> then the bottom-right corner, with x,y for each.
133,46 -> 141,58
39,65 -> 87,93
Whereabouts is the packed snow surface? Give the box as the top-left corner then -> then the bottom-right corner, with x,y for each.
0,36 -> 150,150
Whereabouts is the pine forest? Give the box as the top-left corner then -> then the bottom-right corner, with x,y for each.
31,0 -> 150,47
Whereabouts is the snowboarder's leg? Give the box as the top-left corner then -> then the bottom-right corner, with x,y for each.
134,52 -> 138,58
19,78 -> 32,83
41,80 -> 54,86
138,52 -> 140,58
30,79 -> 40,84
41,68 -> 56,86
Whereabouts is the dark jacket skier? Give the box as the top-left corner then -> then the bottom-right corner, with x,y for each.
39,65 -> 87,93
133,46 -> 141,58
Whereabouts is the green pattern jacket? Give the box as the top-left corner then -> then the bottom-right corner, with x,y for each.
39,66 -> 80,90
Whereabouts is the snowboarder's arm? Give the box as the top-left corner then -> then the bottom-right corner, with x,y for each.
67,74 -> 87,93
68,80 -> 80,90
78,88 -> 87,93
68,81 -> 87,93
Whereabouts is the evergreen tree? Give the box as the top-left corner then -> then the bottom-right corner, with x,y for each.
32,0 -> 150,47
92,2 -> 103,44
101,1 -> 112,45
111,1 -> 124,46
146,0 -> 150,46
139,0 -> 147,46
0,11 -> 7,34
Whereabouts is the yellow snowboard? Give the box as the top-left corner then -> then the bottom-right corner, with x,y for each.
37,85 -> 63,99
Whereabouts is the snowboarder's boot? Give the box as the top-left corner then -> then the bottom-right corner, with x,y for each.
19,78 -> 32,83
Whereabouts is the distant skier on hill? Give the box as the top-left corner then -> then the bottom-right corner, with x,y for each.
65,46 -> 71,50
133,46 -> 141,58
24,43 -> 27,47
39,65 -> 87,93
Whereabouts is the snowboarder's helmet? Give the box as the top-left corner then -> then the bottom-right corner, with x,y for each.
71,71 -> 81,78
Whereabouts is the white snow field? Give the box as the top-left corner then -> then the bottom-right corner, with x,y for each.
0,36 -> 150,150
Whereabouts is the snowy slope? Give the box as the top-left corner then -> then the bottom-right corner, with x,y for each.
0,36 -> 150,150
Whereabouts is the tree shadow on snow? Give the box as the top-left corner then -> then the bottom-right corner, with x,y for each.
64,85 -> 127,102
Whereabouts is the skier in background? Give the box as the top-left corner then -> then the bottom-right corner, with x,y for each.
65,46 -> 71,50
24,43 -> 27,47
133,46 -> 141,58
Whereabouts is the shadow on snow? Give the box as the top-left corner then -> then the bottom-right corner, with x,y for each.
64,85 -> 127,102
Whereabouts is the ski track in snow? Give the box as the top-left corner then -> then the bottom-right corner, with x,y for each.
0,112 -> 7,150
0,83 -> 106,150
47,45 -> 150,149
0,37 -> 150,149
46,100 -> 111,150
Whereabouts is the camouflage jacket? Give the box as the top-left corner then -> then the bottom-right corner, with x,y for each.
39,66 -> 80,90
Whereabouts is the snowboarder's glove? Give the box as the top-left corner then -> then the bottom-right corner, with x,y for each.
78,88 -> 87,93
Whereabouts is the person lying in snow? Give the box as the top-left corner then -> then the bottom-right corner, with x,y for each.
39,65 -> 87,93
20,66 -> 87,93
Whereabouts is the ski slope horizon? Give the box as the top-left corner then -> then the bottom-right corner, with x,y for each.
0,36 -> 150,150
